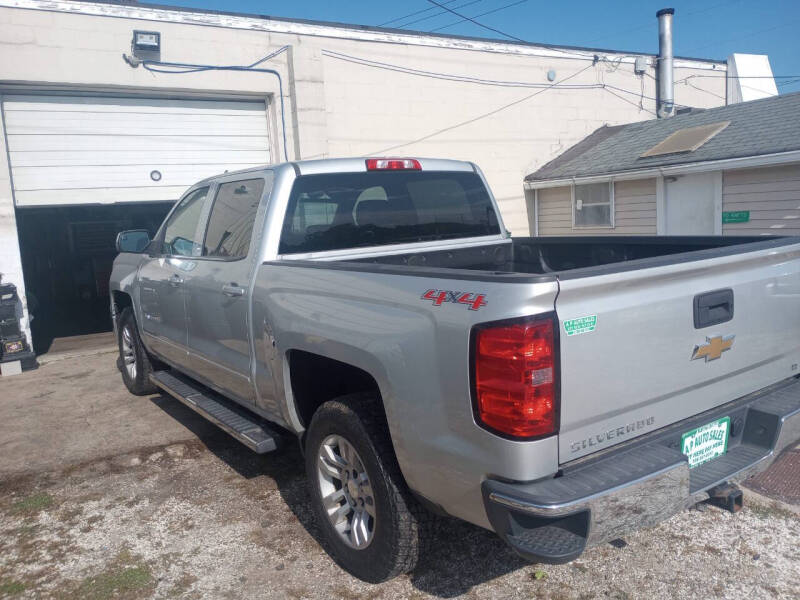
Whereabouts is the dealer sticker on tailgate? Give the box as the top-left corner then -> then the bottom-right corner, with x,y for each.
681,416 -> 731,469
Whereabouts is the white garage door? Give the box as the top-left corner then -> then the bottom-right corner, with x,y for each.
2,95 -> 272,207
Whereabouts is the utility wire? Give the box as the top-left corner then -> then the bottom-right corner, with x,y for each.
684,80 -> 726,100
683,17 -> 800,54
398,0 -> 484,29
426,0 -> 599,58
426,0 -> 526,42
430,0 -> 529,33
138,46 -> 290,162
321,48 -> 689,108
368,63 -> 597,154
584,0 -> 737,45
378,0 -> 460,27
677,74 -> 800,82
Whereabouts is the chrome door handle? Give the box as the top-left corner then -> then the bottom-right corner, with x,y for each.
169,274 -> 184,286
222,283 -> 246,297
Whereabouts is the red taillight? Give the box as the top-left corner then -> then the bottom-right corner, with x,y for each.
365,158 -> 421,171
473,316 -> 558,439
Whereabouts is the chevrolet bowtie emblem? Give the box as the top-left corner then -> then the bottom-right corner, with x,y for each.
692,335 -> 735,362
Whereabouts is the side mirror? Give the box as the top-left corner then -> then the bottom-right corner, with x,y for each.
116,229 -> 151,253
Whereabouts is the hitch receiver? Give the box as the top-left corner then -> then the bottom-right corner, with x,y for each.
707,483 -> 743,513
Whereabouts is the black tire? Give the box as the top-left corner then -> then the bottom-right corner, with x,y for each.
117,307 -> 158,396
305,393 -> 430,582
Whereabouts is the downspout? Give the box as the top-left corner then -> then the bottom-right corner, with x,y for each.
656,8 -> 675,118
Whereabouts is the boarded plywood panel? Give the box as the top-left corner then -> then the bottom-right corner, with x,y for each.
722,164 -> 800,235
2,95 -> 271,206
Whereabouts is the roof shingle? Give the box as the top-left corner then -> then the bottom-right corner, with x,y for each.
525,91 -> 800,182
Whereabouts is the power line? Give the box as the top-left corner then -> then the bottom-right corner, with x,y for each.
426,0 -> 598,58
677,74 -> 800,83
583,0 -> 737,45
426,0 -> 526,43
368,63 -> 598,154
321,48 -> 689,109
430,0 -> 529,33
378,0 -> 460,27
684,80 -> 726,100
397,0 -> 484,29
603,86 -> 657,116
682,17 -> 800,54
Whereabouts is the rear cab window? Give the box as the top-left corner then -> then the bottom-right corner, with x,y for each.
279,171 -> 500,255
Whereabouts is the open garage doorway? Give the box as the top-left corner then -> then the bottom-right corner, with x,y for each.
16,203 -> 172,354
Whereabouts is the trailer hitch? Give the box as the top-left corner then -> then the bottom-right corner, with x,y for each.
707,483 -> 743,513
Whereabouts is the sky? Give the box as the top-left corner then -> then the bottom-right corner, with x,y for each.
160,0 -> 800,92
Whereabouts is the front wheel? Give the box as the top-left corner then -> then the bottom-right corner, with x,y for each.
117,307 -> 157,396
305,394 -> 429,582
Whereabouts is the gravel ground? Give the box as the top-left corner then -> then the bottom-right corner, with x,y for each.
1,433 -> 799,600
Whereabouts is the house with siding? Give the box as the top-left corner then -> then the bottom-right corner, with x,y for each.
524,92 -> 800,236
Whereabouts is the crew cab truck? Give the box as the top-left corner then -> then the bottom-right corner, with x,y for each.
111,158 -> 800,582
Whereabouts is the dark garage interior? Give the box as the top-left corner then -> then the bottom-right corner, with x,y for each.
16,203 -> 172,354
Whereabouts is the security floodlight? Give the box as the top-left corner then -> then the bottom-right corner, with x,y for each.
132,30 -> 160,61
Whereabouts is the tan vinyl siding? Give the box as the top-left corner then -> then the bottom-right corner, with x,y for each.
614,179 -> 657,234
536,179 -> 657,236
722,164 -> 800,235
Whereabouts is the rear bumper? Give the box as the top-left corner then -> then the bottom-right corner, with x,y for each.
482,376 -> 800,564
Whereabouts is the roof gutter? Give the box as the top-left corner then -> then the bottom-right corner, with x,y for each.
523,149 -> 800,190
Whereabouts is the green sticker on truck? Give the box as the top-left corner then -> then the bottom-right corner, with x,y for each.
563,315 -> 597,336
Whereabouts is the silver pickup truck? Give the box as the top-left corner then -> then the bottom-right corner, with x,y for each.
111,157 -> 800,582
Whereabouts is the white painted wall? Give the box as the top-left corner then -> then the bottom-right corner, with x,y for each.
0,0 -> 729,344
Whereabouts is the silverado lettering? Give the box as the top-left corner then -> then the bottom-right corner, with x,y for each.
570,417 -> 656,453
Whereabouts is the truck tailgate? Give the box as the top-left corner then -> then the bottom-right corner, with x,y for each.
555,240 -> 800,463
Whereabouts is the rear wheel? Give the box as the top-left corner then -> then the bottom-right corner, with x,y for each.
117,307 -> 157,396
305,394 -> 428,582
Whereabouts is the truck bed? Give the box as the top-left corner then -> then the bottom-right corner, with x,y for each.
347,236 -> 786,278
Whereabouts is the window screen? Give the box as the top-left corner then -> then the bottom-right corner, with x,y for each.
204,178 -> 266,259
279,171 -> 500,254
162,187 -> 209,257
574,182 -> 613,228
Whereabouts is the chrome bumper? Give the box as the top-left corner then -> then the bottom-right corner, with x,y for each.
482,377 -> 800,563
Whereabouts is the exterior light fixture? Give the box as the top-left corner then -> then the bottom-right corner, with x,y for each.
132,30 -> 161,61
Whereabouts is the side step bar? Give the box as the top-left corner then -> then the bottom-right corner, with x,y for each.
150,370 -> 280,454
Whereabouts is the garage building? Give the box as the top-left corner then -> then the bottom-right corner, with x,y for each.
0,0 -> 755,356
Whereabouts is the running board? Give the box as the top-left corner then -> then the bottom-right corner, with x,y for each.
150,370 -> 280,454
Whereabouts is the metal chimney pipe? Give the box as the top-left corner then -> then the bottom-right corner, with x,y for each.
656,8 -> 675,118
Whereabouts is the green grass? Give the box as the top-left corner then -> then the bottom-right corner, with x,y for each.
0,580 -> 25,596
748,502 -> 798,521
76,565 -> 153,600
11,492 -> 53,515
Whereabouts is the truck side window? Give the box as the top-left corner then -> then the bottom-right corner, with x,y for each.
162,187 -> 209,257
203,178 -> 266,259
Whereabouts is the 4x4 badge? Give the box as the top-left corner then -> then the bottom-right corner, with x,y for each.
692,335 -> 735,362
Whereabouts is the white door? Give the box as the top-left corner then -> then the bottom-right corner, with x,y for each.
1,95 -> 272,207
664,172 -> 721,235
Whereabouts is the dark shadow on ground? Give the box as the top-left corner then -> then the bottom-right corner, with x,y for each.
148,392 -> 530,597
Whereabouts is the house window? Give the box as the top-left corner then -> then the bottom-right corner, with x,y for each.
573,182 -> 614,228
